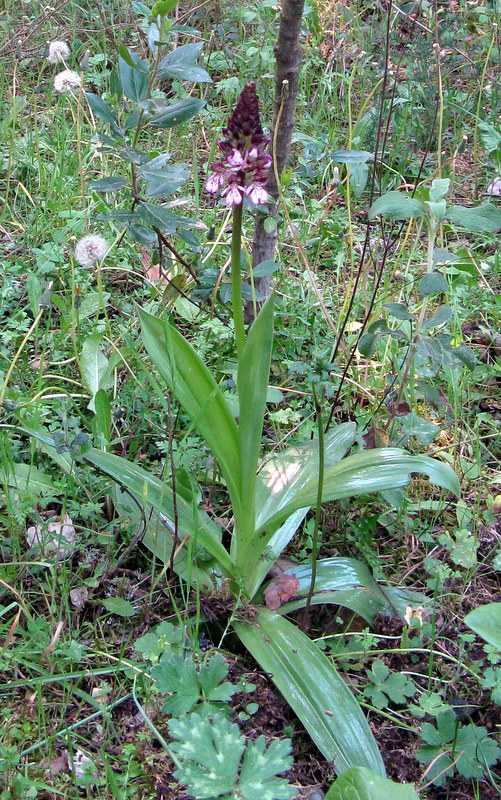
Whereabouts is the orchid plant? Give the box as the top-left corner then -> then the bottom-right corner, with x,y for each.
205,83 -> 271,356
74,83 -> 461,777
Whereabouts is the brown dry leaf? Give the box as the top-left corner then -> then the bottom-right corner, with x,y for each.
362,426 -> 389,449
45,752 -> 69,774
264,574 -> 299,610
69,586 -> 89,610
146,263 -> 171,284
387,400 -> 411,417
139,246 -> 152,270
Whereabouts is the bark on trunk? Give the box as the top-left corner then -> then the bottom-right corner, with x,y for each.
247,0 -> 305,320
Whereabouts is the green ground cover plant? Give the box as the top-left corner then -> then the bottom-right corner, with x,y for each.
0,0 -> 500,798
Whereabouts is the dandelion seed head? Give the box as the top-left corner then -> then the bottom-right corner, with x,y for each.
47,40 -> 71,63
54,69 -> 81,93
74,234 -> 108,266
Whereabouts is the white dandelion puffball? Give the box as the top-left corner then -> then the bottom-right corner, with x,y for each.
47,40 -> 71,63
54,69 -> 82,93
74,234 -> 109,266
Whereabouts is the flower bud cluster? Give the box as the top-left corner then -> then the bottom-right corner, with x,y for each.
206,83 -> 271,207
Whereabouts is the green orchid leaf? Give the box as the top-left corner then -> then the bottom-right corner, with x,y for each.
266,558 -> 419,623
0,423 -> 81,478
247,508 -> 309,599
83,448 -> 234,577
257,449 -> 460,538
138,308 -> 242,519
0,463 -> 60,497
243,423 -> 356,595
235,295 -> 275,569
255,423 -> 356,531
324,767 -> 419,799
234,608 -> 385,776
114,486 -> 220,590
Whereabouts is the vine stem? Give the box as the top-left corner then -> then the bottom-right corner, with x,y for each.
231,202 -> 246,358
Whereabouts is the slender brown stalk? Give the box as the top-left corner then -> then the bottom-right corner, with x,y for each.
249,0 -> 305,313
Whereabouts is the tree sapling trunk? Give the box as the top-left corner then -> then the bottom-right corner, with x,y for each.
247,0 -> 305,320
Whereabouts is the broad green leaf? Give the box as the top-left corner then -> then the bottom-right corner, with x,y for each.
464,603 -> 501,650
83,448 -> 235,576
257,449 -> 459,538
234,609 -> 385,776
136,202 -> 197,232
255,423 -> 356,530
324,767 -> 419,800
349,161 -> 369,197
138,155 -> 188,198
138,309 -> 242,520
429,178 -> 450,202
418,272 -> 448,296
93,389 -> 111,444
78,291 -> 112,320
80,334 -> 111,412
252,259 -> 282,278
235,296 -> 275,573
157,43 -> 212,83
478,120 -> 501,155
246,422 -> 355,597
137,201 -> 182,233
298,563 -> 429,620
85,92 -> 117,125
118,49 -> 149,102
114,486 -> 220,590
0,463 -> 59,496
396,412 -> 440,447
102,597 -> 136,617
148,98 -> 205,128
332,150 -> 373,164
446,202 -> 501,233
369,192 -> 425,221
90,177 -> 128,193
270,558 -> 420,623
151,0 -> 178,15
425,199 -> 447,222
422,304 -> 452,330
246,424 -> 356,596
383,302 -> 415,321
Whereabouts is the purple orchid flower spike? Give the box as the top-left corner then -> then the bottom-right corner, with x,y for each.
206,82 -> 271,207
